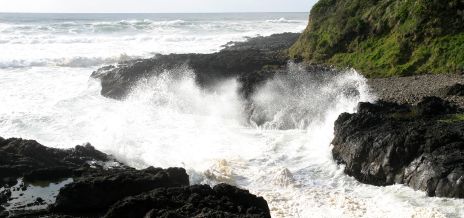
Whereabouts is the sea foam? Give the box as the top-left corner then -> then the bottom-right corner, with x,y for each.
0,13 -> 463,218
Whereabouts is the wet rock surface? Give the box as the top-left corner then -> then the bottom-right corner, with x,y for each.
90,33 -> 300,100
0,138 -> 270,217
332,97 -> 464,198
104,184 -> 271,218
0,137 -> 114,186
221,32 -> 300,52
51,167 -> 189,216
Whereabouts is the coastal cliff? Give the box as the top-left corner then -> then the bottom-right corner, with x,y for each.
289,0 -> 464,77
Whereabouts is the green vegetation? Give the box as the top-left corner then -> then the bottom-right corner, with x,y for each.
289,0 -> 464,77
438,114 -> 464,123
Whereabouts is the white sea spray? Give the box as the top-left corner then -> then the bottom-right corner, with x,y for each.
0,13 -> 463,218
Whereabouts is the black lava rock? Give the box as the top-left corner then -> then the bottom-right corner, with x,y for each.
332,97 -> 464,198
0,137 -> 271,217
0,190 -> 10,205
357,100 -> 410,114
443,83 -> 464,96
0,137 -> 114,185
51,167 -> 189,215
34,197 -> 45,205
416,96 -> 458,116
104,184 -> 271,218
222,32 -> 300,52
90,33 -> 300,100
0,210 -> 8,218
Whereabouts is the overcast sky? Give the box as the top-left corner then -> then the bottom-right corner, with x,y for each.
0,0 -> 318,13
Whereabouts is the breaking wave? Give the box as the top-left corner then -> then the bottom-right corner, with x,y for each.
0,54 -> 137,69
1,13 -> 463,217
249,63 -> 370,129
266,17 -> 302,23
0,14 -> 307,70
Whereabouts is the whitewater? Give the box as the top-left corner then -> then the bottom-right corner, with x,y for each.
0,13 -> 463,217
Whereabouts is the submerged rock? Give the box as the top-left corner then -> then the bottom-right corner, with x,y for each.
90,33 -> 300,100
332,97 -> 464,198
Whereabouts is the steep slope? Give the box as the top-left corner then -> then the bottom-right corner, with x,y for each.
290,0 -> 464,77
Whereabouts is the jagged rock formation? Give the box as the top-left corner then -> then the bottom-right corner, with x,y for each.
332,97 -> 464,198
290,0 -> 464,77
91,33 -> 300,100
0,137 -> 114,186
104,184 -> 271,218
0,138 -> 270,218
50,167 -> 189,216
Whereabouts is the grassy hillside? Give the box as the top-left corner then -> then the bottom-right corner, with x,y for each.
289,0 -> 464,77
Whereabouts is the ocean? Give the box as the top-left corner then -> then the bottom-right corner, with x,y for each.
0,13 -> 463,217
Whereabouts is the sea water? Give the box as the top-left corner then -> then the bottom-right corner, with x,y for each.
0,13 -> 463,217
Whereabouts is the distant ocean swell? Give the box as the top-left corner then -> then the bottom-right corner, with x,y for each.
0,14 -> 308,69
4,13 -> 462,218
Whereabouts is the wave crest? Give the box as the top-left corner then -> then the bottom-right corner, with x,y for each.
249,63 -> 373,130
266,18 -> 301,24
0,54 -> 137,69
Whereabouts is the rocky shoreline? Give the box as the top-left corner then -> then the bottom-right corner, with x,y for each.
332,97 -> 464,198
88,32 -> 464,200
2,28 -> 464,217
91,32 -> 301,100
2,0 -> 464,215
0,34 -> 300,218
0,138 -> 271,218
368,74 -> 464,107
333,71 -> 464,198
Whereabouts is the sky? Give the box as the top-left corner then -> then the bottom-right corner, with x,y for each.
0,0 -> 318,13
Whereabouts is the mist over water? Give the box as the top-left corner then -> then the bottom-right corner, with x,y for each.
249,63 -> 370,130
1,13 -> 463,217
